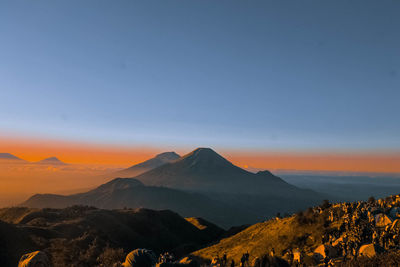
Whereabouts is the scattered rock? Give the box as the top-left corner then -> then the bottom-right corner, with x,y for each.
122,249 -> 157,267
314,244 -> 336,260
375,213 -> 393,227
358,244 -> 376,258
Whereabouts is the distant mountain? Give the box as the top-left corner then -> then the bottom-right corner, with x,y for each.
21,177 -> 253,228
116,152 -> 180,177
22,148 -> 325,227
133,148 -> 301,196
0,206 -> 225,266
36,157 -> 67,165
0,153 -> 25,161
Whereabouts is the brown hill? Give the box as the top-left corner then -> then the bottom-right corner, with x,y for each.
193,194 -> 400,266
0,206 -> 225,267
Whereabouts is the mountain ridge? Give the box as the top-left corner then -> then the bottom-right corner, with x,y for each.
21,177 -> 253,228
133,147 -> 299,195
115,151 -> 180,177
20,148 -> 325,227
0,153 -> 25,161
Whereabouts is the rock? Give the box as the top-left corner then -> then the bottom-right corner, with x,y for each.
313,244 -> 336,260
18,251 -> 50,267
179,256 -> 199,266
122,249 -> 157,267
375,213 -> 392,227
293,249 -> 301,263
358,244 -> 376,258
332,236 -> 346,247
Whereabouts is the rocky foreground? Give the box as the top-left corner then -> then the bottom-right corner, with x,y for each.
6,194 -> 400,266
194,195 -> 400,266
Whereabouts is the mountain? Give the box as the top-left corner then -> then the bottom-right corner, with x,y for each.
0,153 -> 25,161
116,151 -> 180,177
21,148 -> 324,227
133,148 -> 305,196
36,157 -> 67,165
21,178 -> 253,228
0,206 -> 225,267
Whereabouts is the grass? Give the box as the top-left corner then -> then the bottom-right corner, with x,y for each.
193,209 -> 331,264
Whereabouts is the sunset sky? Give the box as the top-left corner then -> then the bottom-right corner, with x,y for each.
1,0 -> 399,174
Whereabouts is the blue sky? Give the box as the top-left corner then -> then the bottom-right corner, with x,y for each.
0,0 -> 399,151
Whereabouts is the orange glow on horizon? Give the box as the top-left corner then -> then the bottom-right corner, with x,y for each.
0,136 -> 399,174
0,136 -> 160,167
224,151 -> 400,174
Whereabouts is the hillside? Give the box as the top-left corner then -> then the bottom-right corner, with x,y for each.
133,148 -> 311,197
193,194 -> 400,266
115,152 -> 180,178
0,206 -> 225,267
0,219 -> 36,267
21,178 -> 253,228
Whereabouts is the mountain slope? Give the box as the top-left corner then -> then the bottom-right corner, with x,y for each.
0,153 -> 25,161
133,148 -> 305,196
116,152 -> 180,178
21,148 -> 324,227
193,194 -> 400,265
21,178 -> 253,228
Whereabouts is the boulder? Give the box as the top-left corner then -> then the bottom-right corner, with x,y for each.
313,244 -> 336,260
332,236 -> 347,247
358,244 -> 376,258
122,249 -> 157,267
293,249 -> 301,263
18,251 -> 50,267
375,213 -> 392,227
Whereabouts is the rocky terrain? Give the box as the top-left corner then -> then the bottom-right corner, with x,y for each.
193,194 -> 400,266
8,194 -> 400,266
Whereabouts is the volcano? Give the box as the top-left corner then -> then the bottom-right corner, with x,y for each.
36,157 -> 67,165
133,148 -> 298,195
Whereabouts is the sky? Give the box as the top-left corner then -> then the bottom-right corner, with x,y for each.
0,1 -> 399,171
